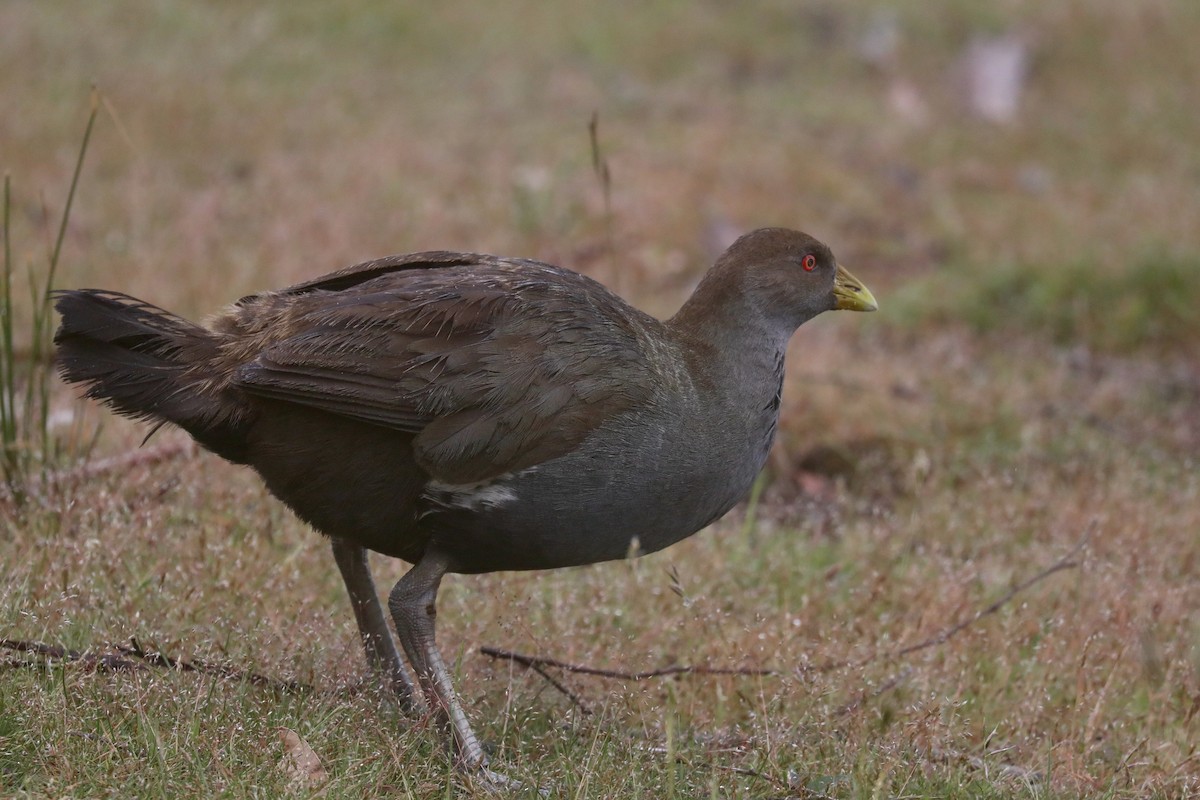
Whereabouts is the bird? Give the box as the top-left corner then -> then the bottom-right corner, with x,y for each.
54,227 -> 877,787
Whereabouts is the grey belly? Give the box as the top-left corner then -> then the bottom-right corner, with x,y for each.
423,416 -> 766,574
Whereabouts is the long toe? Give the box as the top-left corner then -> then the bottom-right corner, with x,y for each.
468,764 -> 551,797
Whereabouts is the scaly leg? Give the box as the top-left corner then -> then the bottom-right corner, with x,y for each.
388,549 -> 519,788
331,538 -> 421,715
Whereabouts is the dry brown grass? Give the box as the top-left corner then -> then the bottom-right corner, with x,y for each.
3,1 -> 1199,797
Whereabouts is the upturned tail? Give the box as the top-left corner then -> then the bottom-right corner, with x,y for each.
54,290 -> 249,462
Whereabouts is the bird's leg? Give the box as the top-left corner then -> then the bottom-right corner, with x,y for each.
389,549 -> 516,787
331,538 -> 421,715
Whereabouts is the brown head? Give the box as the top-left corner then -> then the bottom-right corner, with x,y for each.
671,227 -> 877,339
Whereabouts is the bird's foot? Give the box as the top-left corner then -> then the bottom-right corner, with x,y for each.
464,763 -> 550,796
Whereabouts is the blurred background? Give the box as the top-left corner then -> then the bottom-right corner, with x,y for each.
2,2 -> 1198,796
5,1 -> 1198,336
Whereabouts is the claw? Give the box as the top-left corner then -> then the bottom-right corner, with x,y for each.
468,765 -> 550,796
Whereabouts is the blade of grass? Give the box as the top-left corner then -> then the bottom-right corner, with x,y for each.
48,89 -> 100,296
34,91 -> 100,468
1,174 -> 15,490
1,90 -> 100,500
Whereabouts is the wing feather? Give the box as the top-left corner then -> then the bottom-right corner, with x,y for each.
230,257 -> 655,483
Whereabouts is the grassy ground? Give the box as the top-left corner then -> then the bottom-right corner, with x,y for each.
2,1 -> 1199,797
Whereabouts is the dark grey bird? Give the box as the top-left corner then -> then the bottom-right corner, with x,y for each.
54,227 -> 877,787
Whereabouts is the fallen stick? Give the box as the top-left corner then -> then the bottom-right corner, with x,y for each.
890,527 -> 1090,661
118,637 -> 309,693
480,526 -> 1090,700
479,646 -> 775,681
0,637 -> 307,693
478,646 -> 772,714
0,639 -> 145,673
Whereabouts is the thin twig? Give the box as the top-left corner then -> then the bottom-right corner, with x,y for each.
806,525 -> 1092,676
526,660 -> 593,715
655,750 -> 843,798
0,637 -> 307,693
707,762 -> 797,793
1,658 -> 43,671
891,527 -> 1091,661
0,639 -> 146,673
479,646 -> 775,681
480,527 -> 1090,696
639,745 -> 803,795
118,637 -> 308,692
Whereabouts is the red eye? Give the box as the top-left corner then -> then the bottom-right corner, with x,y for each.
802,254 -> 817,271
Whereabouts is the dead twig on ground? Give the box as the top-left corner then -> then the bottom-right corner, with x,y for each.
117,636 -> 308,693
0,637 -> 307,693
479,646 -> 772,714
480,527 -> 1090,711
480,646 -> 775,681
889,526 -> 1090,661
526,659 -> 594,715
807,524 -> 1091,676
6,529 -> 1089,716
0,638 -> 146,673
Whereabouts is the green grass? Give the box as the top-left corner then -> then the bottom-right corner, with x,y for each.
3,1 -> 1200,797
0,93 -> 99,504
891,250 -> 1200,353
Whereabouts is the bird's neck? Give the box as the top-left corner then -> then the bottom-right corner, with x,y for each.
667,272 -> 796,397
667,309 -> 791,438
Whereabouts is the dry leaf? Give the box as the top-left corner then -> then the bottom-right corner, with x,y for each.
278,727 -> 328,792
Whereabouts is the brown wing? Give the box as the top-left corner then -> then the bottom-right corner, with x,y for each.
228,255 -> 654,484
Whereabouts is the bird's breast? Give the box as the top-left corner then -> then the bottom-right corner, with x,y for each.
418,401 -> 772,573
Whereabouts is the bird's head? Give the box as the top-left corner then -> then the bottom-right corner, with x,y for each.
708,227 -> 878,333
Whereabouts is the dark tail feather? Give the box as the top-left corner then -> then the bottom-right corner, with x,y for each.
54,290 -> 249,462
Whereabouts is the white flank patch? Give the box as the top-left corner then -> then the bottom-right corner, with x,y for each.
423,479 -> 518,513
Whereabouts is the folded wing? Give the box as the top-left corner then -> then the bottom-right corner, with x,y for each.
230,254 -> 652,483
